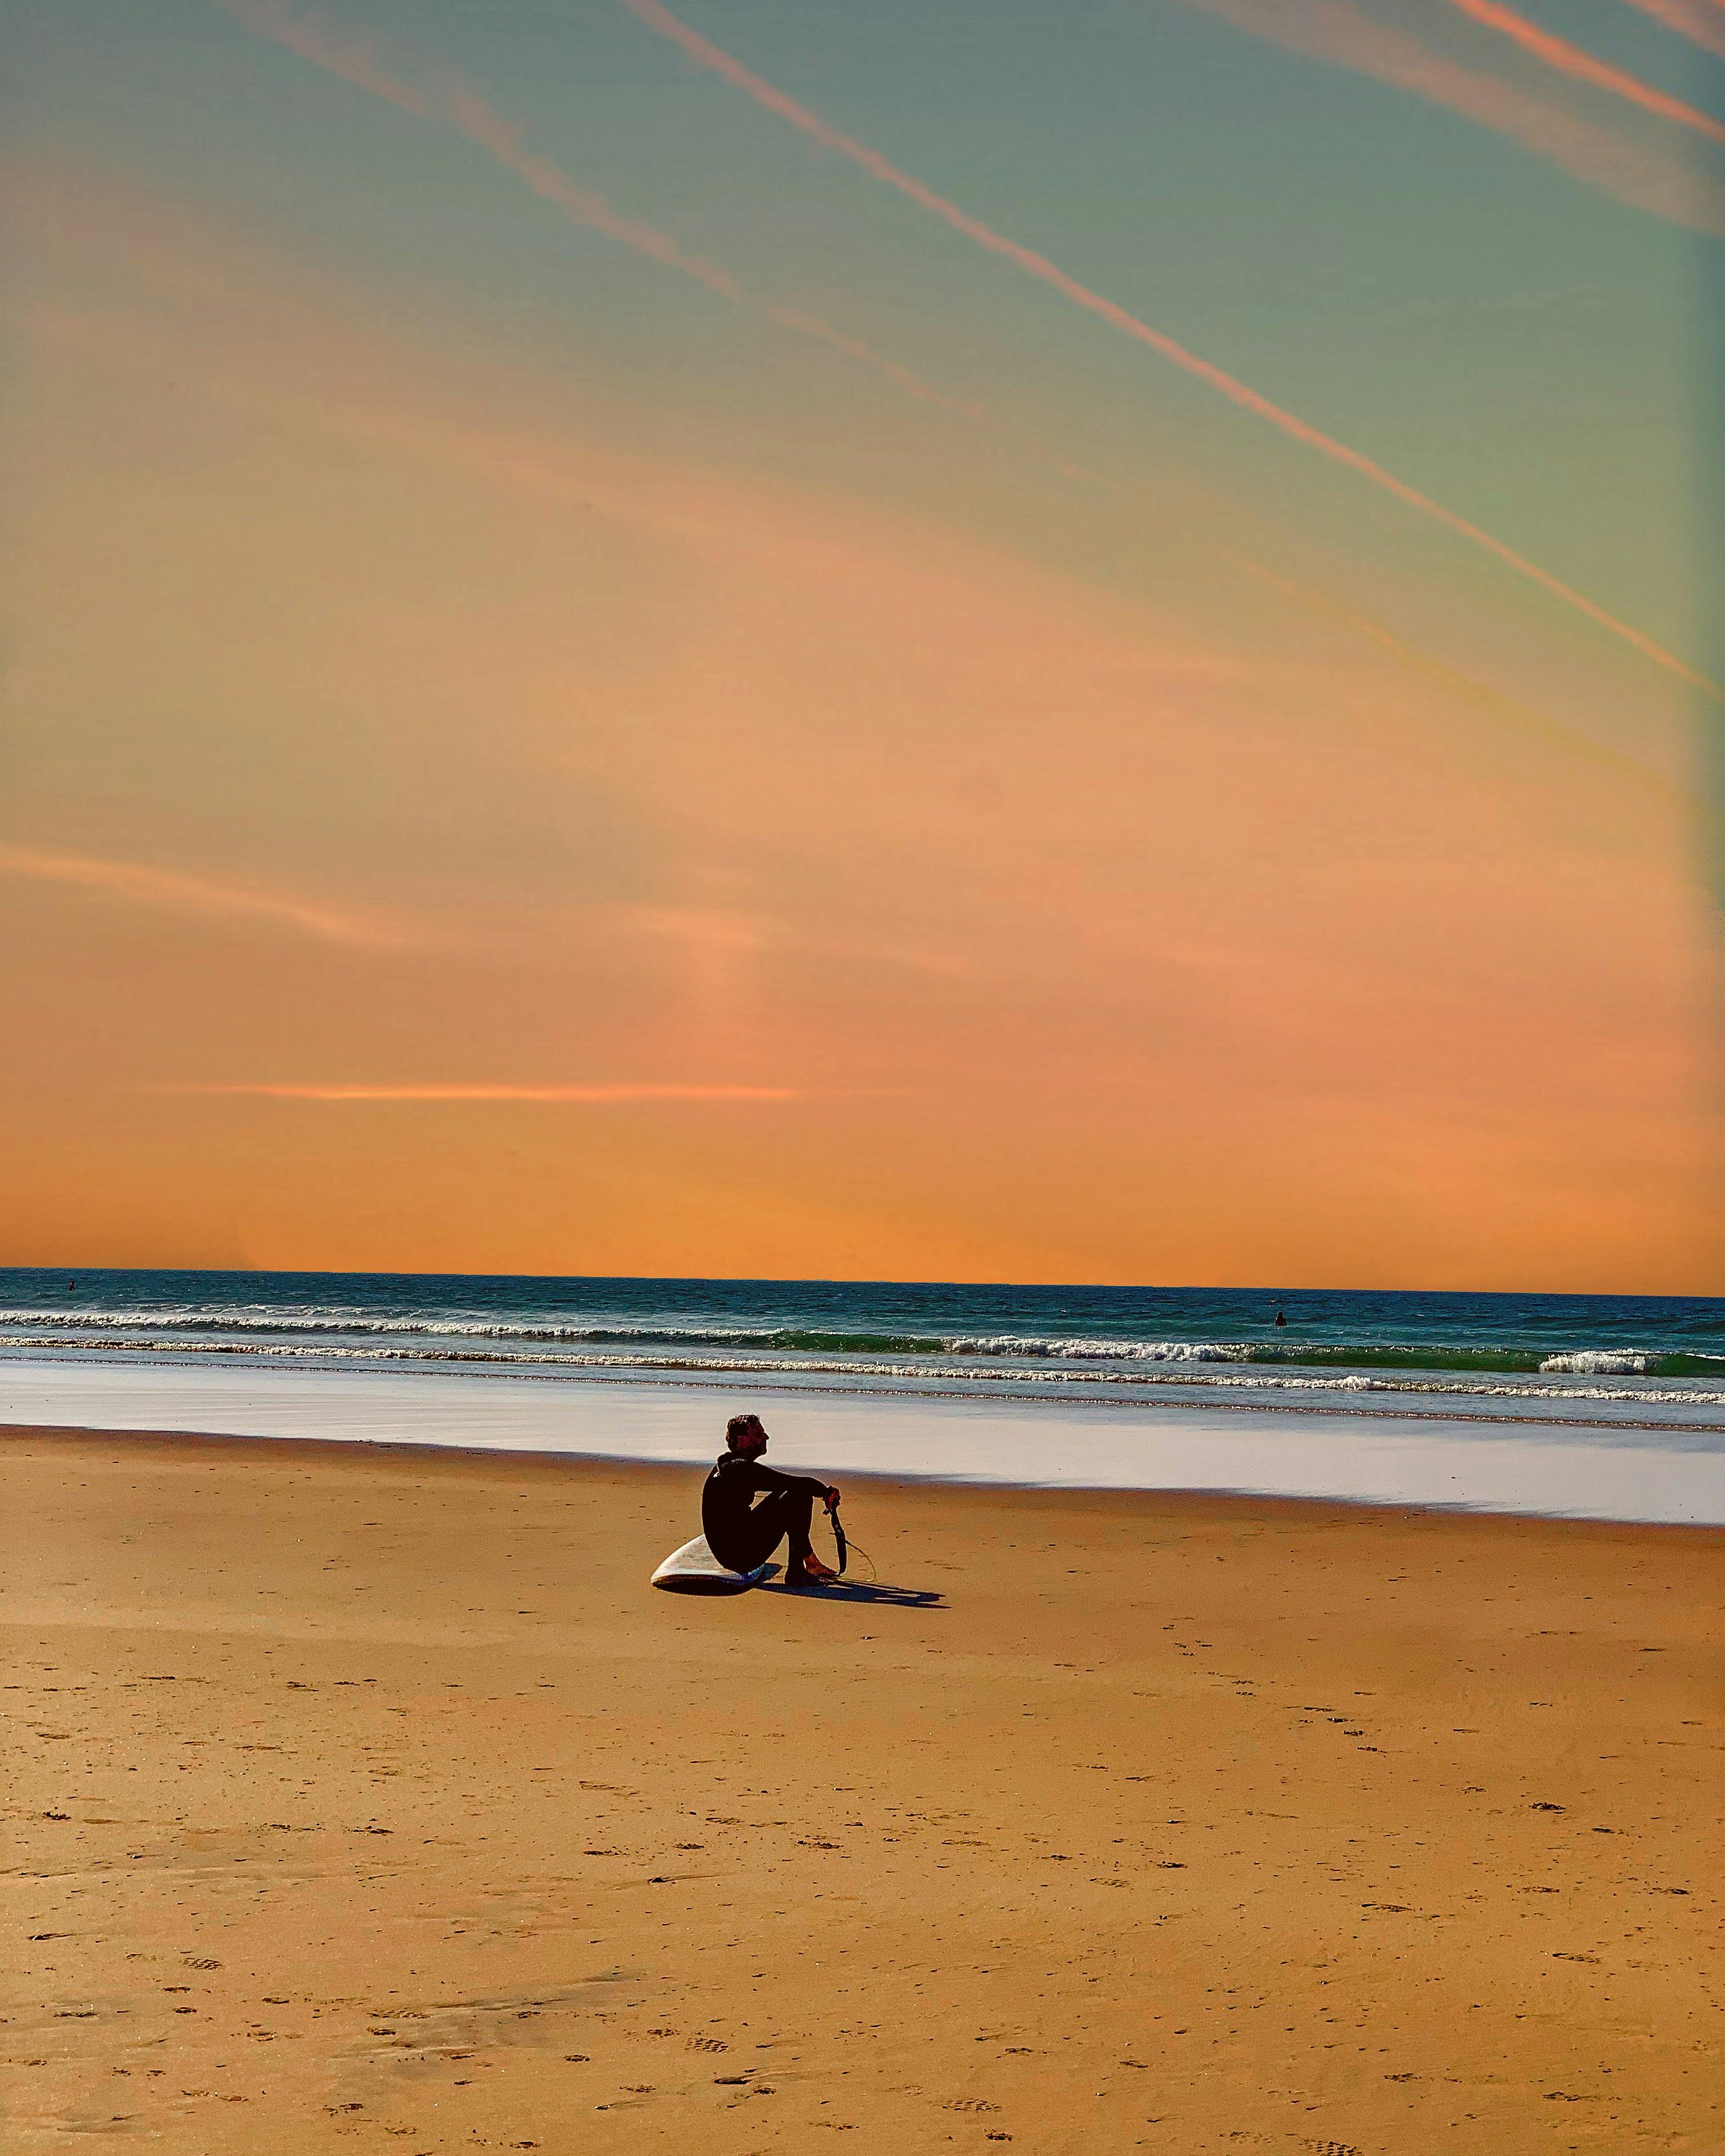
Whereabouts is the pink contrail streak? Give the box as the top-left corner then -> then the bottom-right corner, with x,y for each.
1167,0 -> 1725,235
1616,0 -> 1725,66
618,0 -> 1719,699
1443,0 -> 1725,144
214,1 -> 966,411
0,843 -> 404,946
177,1082 -> 801,1103
216,0 -> 426,111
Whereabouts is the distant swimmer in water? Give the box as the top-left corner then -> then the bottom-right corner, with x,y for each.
702,1414 -> 841,1588
1274,1308 -> 1287,1327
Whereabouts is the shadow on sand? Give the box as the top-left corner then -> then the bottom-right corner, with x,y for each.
775,1578 -> 945,1610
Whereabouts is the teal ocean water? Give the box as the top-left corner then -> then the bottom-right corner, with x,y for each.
3,1268 -> 1724,1397
3,1270 -> 1723,1521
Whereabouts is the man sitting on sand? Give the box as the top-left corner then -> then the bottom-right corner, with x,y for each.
703,1414 -> 841,1587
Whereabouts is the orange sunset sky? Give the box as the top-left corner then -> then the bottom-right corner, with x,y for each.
2,0 -> 1722,1289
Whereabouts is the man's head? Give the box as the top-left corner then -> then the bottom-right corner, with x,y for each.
725,1413 -> 768,1456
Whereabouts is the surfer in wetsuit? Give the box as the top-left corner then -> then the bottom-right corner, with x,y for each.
703,1414 -> 840,1587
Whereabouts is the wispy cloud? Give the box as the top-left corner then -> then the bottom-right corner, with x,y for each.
1618,0 -> 1725,65
1220,550 -> 1681,794
214,0 -> 425,112
172,1081 -> 803,1101
617,0 -> 1721,702
613,906 -> 775,953
1441,0 -> 1725,144
1167,0 -> 1725,234
0,842 -> 404,947
214,0 -> 971,414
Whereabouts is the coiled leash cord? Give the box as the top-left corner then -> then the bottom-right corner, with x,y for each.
823,1492 -> 877,1583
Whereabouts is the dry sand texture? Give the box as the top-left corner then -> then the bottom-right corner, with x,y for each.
2,1426 -> 1719,2154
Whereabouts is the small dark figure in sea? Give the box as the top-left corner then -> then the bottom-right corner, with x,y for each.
702,1414 -> 840,1587
1274,1307 -> 1287,1327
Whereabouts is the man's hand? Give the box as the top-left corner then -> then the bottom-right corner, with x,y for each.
824,1485 -> 841,1509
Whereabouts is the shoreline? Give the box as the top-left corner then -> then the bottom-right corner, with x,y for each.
4,1352 -> 1725,1526
7,1425 -> 1718,2155
8,1417 -> 1725,1541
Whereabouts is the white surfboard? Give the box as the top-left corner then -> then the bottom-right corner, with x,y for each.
650,1534 -> 775,1594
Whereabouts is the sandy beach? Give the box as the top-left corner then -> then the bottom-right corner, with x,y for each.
4,1425 -> 1719,2155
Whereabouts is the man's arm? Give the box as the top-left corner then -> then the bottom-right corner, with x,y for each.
747,1461 -> 836,1500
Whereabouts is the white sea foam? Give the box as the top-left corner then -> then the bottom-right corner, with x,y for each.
944,1336 -> 1243,1361
0,1313 -> 1259,1360
4,1335 -> 1724,1412
3,1311 -> 1719,1389
0,1307 -> 775,1343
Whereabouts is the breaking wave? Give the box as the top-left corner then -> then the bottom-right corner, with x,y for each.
942,1336 -> 1246,1361
0,1309 -> 944,1355
1,1307 -> 1720,1379
5,1331 -> 1725,1411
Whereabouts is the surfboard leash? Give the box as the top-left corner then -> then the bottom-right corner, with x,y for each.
824,1493 -> 877,1583
829,1498 -> 848,1575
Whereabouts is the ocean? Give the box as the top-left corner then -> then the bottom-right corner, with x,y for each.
4,1269 -> 1723,1523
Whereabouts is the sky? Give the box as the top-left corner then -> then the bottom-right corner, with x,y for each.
1,0 -> 1722,1290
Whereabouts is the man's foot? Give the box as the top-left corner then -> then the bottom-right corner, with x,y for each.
785,1555 -> 839,1587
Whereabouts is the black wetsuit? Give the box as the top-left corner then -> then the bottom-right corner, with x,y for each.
702,1453 -> 828,1574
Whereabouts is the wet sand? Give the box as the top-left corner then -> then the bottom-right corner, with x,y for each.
3,1424 -> 1719,2154
7,1356 -> 1725,1525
